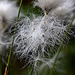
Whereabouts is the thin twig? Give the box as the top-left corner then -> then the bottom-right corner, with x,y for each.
50,12 -> 75,75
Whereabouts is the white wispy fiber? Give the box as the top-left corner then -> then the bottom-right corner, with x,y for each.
73,19 -> 75,25
0,0 -> 19,52
52,0 -> 75,16
13,0 -> 75,68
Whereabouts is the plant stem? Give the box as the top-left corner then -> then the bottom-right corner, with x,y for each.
7,0 -> 23,68
50,13 -> 75,75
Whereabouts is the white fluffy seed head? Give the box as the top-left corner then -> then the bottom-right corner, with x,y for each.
34,0 -> 75,16
0,0 -> 19,53
14,0 -> 75,68
14,12 -> 73,68
0,0 -> 19,30
34,0 -> 63,14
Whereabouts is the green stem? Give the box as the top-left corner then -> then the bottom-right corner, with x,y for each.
50,13 -> 75,75
7,0 -> 23,67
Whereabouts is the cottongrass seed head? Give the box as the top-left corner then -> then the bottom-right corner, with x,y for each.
34,0 -> 64,14
0,0 -> 19,30
0,0 -> 19,55
13,0 -> 75,69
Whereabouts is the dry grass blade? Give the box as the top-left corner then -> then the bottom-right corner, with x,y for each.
4,66 -> 8,75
